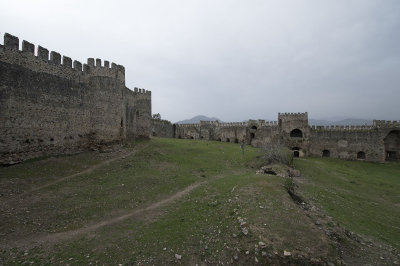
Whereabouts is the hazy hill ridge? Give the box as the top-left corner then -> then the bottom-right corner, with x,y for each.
176,115 -> 223,124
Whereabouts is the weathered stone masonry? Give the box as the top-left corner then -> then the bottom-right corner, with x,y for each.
0,33 -> 151,165
155,112 -> 400,162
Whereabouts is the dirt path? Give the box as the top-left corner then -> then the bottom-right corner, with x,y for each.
1,144 -> 147,206
7,180 -> 206,249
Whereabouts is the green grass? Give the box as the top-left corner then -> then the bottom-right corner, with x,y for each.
295,157 -> 400,249
1,138 -> 399,264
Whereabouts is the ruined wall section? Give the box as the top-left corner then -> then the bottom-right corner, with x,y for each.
124,87 -> 151,139
0,33 -> 149,164
308,126 -> 383,161
151,118 -> 174,138
175,124 -> 201,139
168,112 -> 399,162
248,120 -> 280,147
214,122 -> 247,143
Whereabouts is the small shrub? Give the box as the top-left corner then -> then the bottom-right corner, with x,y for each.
284,177 -> 295,193
260,142 -> 293,166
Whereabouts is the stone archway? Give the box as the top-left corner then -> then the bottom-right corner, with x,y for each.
384,130 -> 400,161
291,147 -> 300,158
357,151 -> 366,160
290,129 -> 303,138
322,149 -> 330,157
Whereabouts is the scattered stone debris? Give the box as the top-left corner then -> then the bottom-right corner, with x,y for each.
284,250 -> 291,256
256,166 -> 277,175
262,251 -> 267,257
258,241 -> 267,249
287,167 -> 301,177
175,254 -> 182,260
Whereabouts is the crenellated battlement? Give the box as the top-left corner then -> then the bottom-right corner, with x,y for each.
178,123 -> 201,128
0,32 -> 153,165
373,120 -> 399,128
259,120 -> 278,127
278,112 -> 308,118
0,33 -> 125,84
310,125 -> 374,131
133,87 -> 152,96
219,122 -> 248,127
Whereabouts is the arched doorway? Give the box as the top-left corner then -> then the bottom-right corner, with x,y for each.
217,138 -> 221,141
234,138 -> 239,143
290,129 -> 303,138
322,150 -> 330,157
357,151 -> 366,160
226,138 -> 230,142
291,147 -> 300,158
384,130 -> 400,161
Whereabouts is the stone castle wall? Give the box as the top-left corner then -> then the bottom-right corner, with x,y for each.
151,118 -> 174,138
0,33 -> 151,165
165,112 -> 400,162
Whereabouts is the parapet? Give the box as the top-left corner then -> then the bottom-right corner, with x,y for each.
373,120 -> 399,128
278,112 -> 308,120
310,125 -> 374,131
133,87 -> 152,96
177,123 -> 201,128
219,122 -> 248,127
0,33 -> 125,84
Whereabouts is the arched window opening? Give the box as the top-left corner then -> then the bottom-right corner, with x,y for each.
152,131 -> 156,136
250,133 -> 255,139
357,151 -> 366,160
322,150 -> 330,157
251,126 -> 257,130
290,129 -> 303,138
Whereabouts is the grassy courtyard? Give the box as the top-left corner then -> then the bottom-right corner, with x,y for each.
0,138 -> 399,265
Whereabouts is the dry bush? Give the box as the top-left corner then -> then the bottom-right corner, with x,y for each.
260,142 -> 293,166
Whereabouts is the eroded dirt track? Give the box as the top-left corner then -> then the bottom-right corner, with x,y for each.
1,144 -> 148,207
3,180 -> 206,249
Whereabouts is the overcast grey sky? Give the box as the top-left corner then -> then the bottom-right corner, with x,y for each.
1,0 -> 399,122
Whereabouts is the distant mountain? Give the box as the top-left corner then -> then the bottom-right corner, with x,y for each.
176,115 -> 223,124
309,118 -> 373,126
